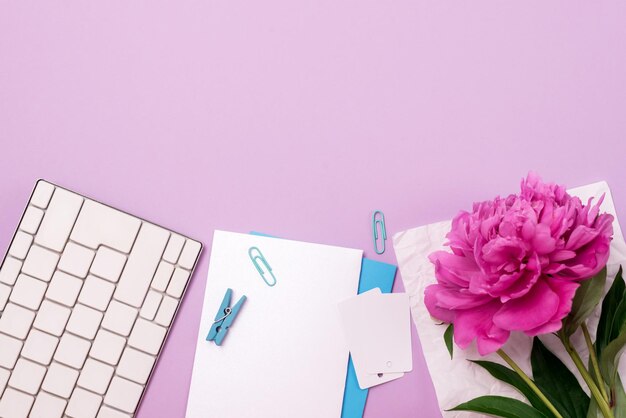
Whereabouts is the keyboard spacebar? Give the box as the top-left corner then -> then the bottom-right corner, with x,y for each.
114,223 -> 169,307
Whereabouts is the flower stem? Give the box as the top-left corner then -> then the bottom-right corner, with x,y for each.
582,322 -> 610,404
561,336 -> 614,418
496,349 -> 564,418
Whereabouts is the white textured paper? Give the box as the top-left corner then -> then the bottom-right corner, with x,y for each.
393,182 -> 626,418
186,231 -> 362,418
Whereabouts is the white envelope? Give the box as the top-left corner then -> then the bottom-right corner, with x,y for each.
393,181 -> 626,418
186,230 -> 362,418
338,288 -> 412,389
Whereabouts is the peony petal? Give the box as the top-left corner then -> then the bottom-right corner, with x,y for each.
532,224 -> 556,254
483,271 -> 521,298
566,225 -> 600,251
524,278 -> 579,336
480,237 -> 526,266
501,253 -> 541,300
560,238 -> 611,279
551,250 -> 576,262
429,251 -> 478,273
424,285 -> 455,323
435,287 -> 492,310
429,257 -> 471,288
524,320 -> 563,336
476,324 -> 511,355
453,301 -> 504,351
493,278 -> 559,331
522,220 -> 535,242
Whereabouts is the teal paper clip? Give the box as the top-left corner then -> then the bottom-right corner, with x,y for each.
372,210 -> 387,255
207,288 -> 246,346
248,246 -> 277,287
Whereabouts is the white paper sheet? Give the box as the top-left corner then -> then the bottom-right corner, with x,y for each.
337,289 -> 412,388
186,230 -> 362,418
393,181 -> 626,418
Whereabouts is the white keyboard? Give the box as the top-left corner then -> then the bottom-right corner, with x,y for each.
0,181 -> 202,418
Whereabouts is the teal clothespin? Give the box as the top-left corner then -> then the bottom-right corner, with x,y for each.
206,288 -> 246,346
372,210 -> 387,255
249,247 -> 277,287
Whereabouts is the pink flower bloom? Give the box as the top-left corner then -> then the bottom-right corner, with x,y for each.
425,173 -> 614,355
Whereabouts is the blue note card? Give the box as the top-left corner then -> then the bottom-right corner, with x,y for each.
249,232 -> 397,418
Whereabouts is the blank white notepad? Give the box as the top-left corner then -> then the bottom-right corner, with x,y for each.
186,231 -> 362,418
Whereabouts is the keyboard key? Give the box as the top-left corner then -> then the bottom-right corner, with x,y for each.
79,275 -> 115,311
0,303 -> 36,339
151,261 -> 174,292
154,296 -> 178,327
104,376 -> 143,414
30,181 -> 55,209
114,223 -> 169,307
22,329 -> 59,365
91,330 -> 126,366
22,245 -> 60,282
101,301 -> 138,337
30,391 -> 67,418
0,387 -> 34,418
10,274 -> 47,310
19,205 -> 44,234
42,362 -> 79,398
91,247 -> 127,283
55,333 -> 91,369
140,291 -> 162,321
46,270 -> 83,307
98,405 -> 131,418
128,319 -> 166,355
70,200 -> 141,253
178,239 -> 201,269
0,257 -> 22,285
9,231 -> 33,259
58,242 -> 95,278
162,234 -> 184,264
35,187 -> 83,252
34,300 -> 71,337
117,347 -> 155,385
0,368 -> 9,397
67,304 -> 103,339
166,268 -> 190,298
78,359 -> 114,395
0,283 -> 10,311
66,387 -> 102,418
9,358 -> 47,395
0,333 -> 23,369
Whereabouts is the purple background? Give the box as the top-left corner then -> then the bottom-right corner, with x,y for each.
1,2 -> 626,417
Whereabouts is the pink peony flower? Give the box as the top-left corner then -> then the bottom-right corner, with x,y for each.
425,173 -> 614,355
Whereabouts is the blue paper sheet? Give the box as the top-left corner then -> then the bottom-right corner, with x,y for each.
249,232 -> 397,418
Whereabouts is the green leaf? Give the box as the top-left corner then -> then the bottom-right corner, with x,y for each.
531,337 -> 589,418
599,329 -> 626,388
586,398 -> 601,418
444,324 -> 454,359
563,267 -> 607,337
591,375 -> 626,418
596,267 -> 625,358
609,298 -> 626,348
471,360 -> 555,417
449,395 -> 549,418
595,268 -> 626,391
613,375 -> 626,418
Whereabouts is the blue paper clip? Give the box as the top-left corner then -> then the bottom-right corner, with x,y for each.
248,246 -> 277,287
372,210 -> 387,255
206,288 -> 246,346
